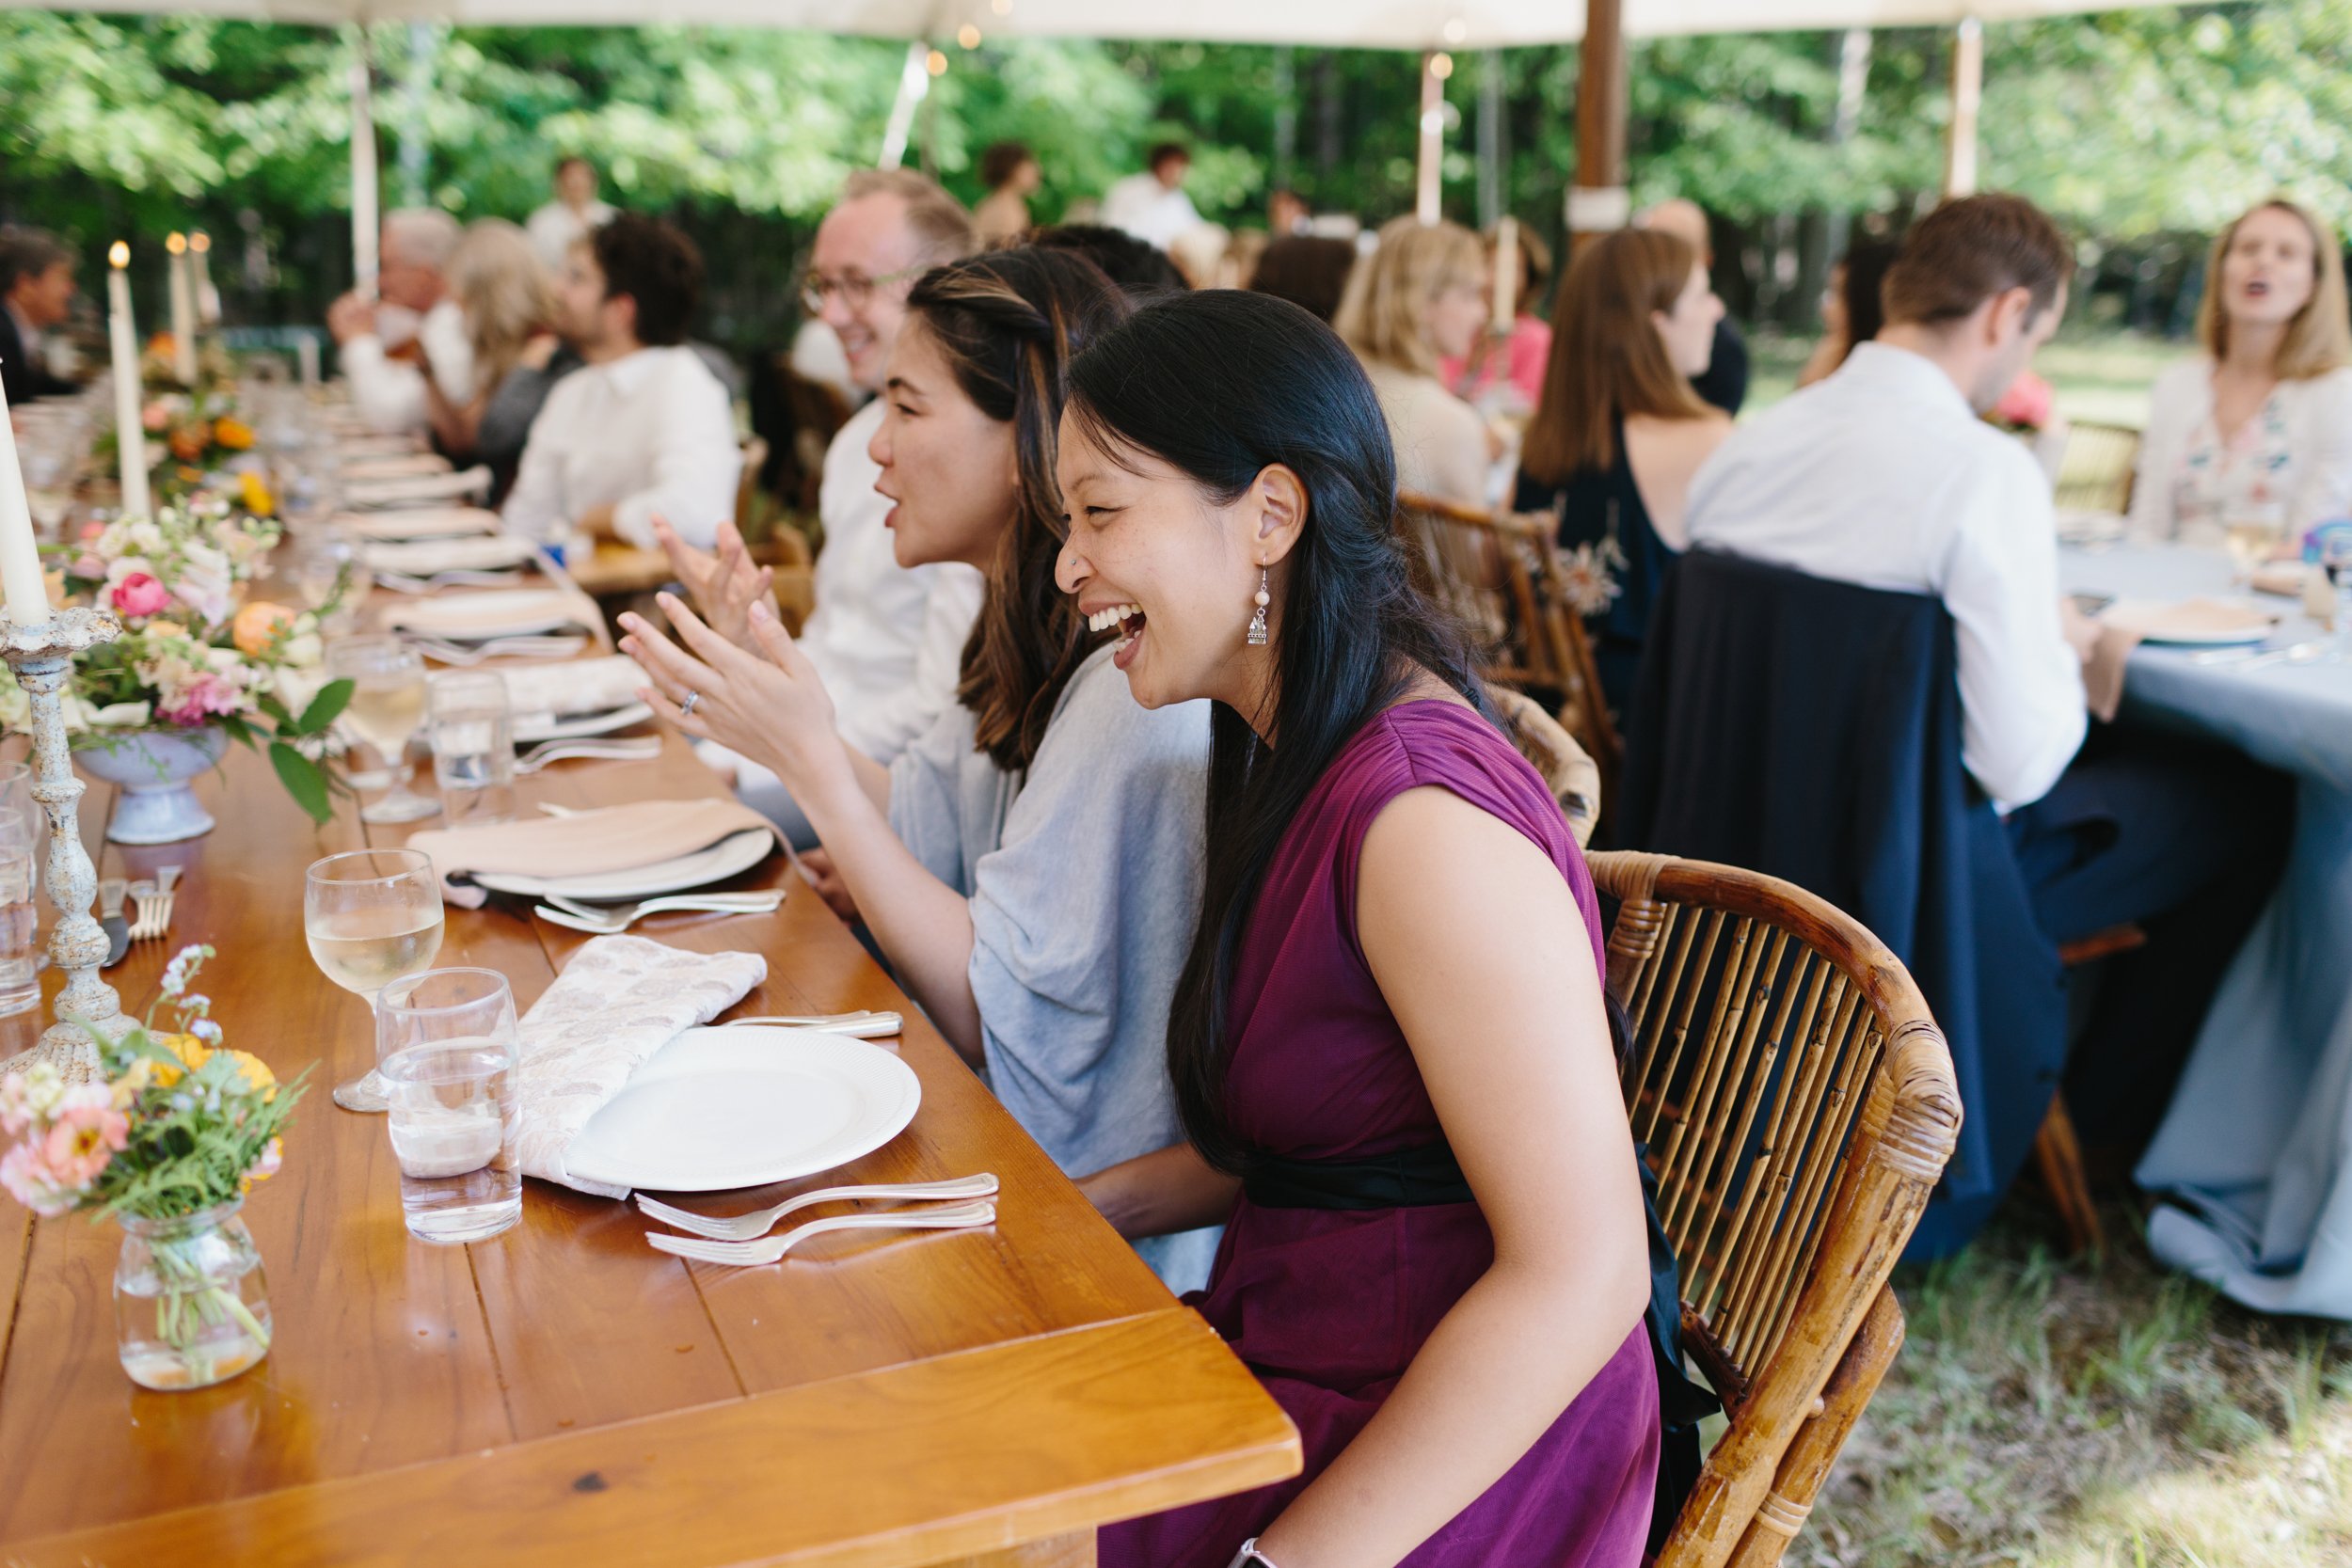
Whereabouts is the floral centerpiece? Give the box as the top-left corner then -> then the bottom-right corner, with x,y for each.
0,947 -> 308,1390
97,382 -> 264,512
0,499 -> 353,835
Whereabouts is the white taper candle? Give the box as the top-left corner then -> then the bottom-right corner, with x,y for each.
1491,216 -> 1519,333
166,232 -> 198,386
107,244 -> 153,520
0,378 -> 56,626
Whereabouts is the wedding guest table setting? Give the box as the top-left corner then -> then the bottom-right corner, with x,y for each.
0,312 -> 1296,1565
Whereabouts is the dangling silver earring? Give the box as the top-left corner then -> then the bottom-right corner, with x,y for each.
1247,565 -> 1270,647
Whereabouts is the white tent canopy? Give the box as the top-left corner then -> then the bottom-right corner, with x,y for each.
3,0 -> 2176,47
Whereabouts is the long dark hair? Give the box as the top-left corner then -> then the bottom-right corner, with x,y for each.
1065,291 -> 1486,1172
906,248 -> 1131,770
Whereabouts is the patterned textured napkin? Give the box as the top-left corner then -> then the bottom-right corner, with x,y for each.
516,934 -> 768,1196
405,797 -> 777,908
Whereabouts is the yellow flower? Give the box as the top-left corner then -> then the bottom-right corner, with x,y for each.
214,417 -> 255,451
147,619 -> 188,641
149,1032 -> 213,1088
216,1049 -> 278,1101
110,1056 -> 157,1110
238,470 -> 276,517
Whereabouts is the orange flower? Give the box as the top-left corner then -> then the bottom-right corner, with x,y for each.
167,421 -> 212,462
216,1050 -> 278,1101
231,601 -> 294,657
213,417 -> 255,451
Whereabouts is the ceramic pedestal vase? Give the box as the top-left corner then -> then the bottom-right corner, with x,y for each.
113,1199 -> 273,1390
74,727 -> 228,844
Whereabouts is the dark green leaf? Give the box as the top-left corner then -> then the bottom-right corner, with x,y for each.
296,677 -> 354,736
268,739 -> 333,824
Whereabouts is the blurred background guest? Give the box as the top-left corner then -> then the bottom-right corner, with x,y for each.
974,141 -> 1042,245
1796,237 -> 1899,388
1442,223 -> 1555,418
1248,233 -> 1356,323
2130,197 -> 2352,548
1266,185 -> 1311,236
527,156 -> 615,272
501,213 -> 738,549
1102,141 -> 1201,252
1639,198 -> 1748,415
326,209 -> 472,437
1516,227 -> 1729,717
1334,216 -> 1492,507
1167,222 -> 1233,289
0,228 -> 80,403
422,218 -> 567,500
1031,224 -> 1188,295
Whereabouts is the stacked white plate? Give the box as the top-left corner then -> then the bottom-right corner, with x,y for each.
342,507 -> 502,543
471,827 -> 774,902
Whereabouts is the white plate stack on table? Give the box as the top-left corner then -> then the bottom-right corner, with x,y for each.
341,466 -> 493,510
340,452 -> 453,483
338,506 -> 503,543
367,534 -> 539,593
500,653 -> 656,742
380,586 -> 602,664
405,795 -> 781,908
2098,597 -> 2277,645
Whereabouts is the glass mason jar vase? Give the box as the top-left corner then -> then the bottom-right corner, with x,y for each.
112,1200 -> 274,1391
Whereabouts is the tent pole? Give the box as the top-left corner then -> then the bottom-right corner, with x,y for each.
1476,48 -> 1503,230
349,25 -> 380,299
1943,17 -> 1982,198
1414,51 -> 1446,225
878,40 -> 930,168
1566,0 -> 1629,257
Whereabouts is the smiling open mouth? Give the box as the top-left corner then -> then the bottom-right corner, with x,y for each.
1087,602 -> 1147,662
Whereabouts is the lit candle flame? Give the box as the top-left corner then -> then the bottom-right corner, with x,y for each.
110,241 -> 130,269
166,232 -> 187,255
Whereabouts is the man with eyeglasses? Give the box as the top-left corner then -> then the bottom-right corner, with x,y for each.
678,168 -> 982,847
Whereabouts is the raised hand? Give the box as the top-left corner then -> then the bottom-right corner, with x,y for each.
651,515 -> 773,655
619,592 -> 842,797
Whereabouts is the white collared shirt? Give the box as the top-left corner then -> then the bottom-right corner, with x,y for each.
1102,173 -> 1202,252
501,344 -> 739,550
1685,341 -> 2087,811
525,199 -> 617,272
340,297 -> 475,436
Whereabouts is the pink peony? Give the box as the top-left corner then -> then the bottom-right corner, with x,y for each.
0,1142 -> 78,1217
157,672 -> 244,727
111,572 -> 172,619
41,1088 -> 128,1187
140,403 -> 169,433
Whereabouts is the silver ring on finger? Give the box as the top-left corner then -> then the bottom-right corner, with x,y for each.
679,689 -> 701,719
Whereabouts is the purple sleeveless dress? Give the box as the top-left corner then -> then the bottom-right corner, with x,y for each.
1100,701 -> 1659,1568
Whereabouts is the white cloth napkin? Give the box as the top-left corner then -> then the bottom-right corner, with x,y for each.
501,654 -> 647,721
339,507 -> 502,542
364,535 -> 537,573
516,934 -> 768,1196
342,467 -> 492,509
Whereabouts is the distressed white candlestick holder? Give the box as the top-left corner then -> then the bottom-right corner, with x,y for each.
0,606 -> 128,1083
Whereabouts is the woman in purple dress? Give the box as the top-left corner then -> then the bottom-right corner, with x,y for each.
1059,290 -> 1659,1568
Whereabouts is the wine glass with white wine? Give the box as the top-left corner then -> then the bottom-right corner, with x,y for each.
307,848 -> 446,1113
328,635 -> 439,824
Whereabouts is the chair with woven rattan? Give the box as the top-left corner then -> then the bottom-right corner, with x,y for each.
2053,420 -> 2141,515
1489,686 -> 1599,848
1586,850 -> 1963,1568
1395,489 -> 1621,784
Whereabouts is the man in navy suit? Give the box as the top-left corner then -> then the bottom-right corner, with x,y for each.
0,229 -> 81,404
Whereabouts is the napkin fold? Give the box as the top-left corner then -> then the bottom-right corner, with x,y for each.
342,466 -> 493,509
379,587 -> 601,642
364,534 -> 537,574
339,507 -> 502,542
515,934 -> 769,1196
501,655 -> 648,721
405,797 -> 778,907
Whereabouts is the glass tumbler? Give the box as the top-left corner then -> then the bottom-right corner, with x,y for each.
429,671 -> 516,826
376,968 -> 523,1244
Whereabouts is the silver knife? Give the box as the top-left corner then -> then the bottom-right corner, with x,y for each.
99,878 -> 130,967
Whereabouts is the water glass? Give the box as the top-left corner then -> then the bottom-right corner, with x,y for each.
327,636 -> 438,823
305,847 -> 446,1113
429,672 -> 516,826
375,969 -> 522,1244
0,810 -> 39,1018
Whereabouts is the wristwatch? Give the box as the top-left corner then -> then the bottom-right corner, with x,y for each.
1225,1540 -> 1279,1568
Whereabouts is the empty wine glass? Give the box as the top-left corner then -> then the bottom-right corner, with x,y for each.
327,636 -> 438,824
306,847 -> 446,1114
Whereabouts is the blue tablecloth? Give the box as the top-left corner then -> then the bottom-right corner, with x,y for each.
2060,544 -> 2352,1316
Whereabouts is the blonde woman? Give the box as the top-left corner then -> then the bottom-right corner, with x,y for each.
1334,216 -> 1493,506
424,219 -> 567,488
2131,198 -> 2352,548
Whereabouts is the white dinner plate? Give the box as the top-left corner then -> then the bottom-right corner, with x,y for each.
472,826 -> 773,901
342,508 -> 502,542
513,702 -> 656,744
2100,597 -> 2277,645
342,453 -> 453,481
564,1026 -> 921,1193
383,588 -> 591,640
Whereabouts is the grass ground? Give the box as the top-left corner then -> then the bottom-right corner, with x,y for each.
1746,329 -> 2184,428
1786,1194 -> 2352,1566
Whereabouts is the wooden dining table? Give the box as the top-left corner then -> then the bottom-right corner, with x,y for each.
0,663 -> 1296,1561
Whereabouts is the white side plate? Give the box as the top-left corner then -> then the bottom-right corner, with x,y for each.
473,826 -> 774,901
384,588 -> 589,640
2101,597 -> 2277,645
513,702 -> 657,744
565,1026 -> 921,1193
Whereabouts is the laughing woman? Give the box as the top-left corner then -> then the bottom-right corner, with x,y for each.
618,248 -> 1219,1287
1060,291 -> 1658,1568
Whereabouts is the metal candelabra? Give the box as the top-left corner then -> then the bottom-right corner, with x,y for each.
0,605 -> 127,1083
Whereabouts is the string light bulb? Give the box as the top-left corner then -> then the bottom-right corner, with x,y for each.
957,22 -> 981,47
1443,18 -> 1467,44
926,48 -> 948,75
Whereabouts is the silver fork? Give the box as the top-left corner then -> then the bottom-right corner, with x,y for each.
127,865 -> 183,942
515,736 -> 662,774
720,1010 -> 902,1038
637,1172 -> 999,1243
645,1199 -> 997,1266
533,889 -> 782,934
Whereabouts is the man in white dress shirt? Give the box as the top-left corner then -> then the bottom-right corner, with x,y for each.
502,213 -> 739,551
326,210 -> 475,437
1686,192 -> 2291,1161
695,168 -> 984,847
526,157 -> 617,274
1102,144 -> 1203,254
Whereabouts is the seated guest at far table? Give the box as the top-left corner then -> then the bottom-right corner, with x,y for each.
1057,291 -> 1660,1568
1337,216 -> 1495,508
973,141 -> 1042,246
662,169 -> 985,848
1249,233 -> 1356,324
421,218 -> 572,502
2130,198 -> 2352,549
1,228 -> 81,404
1795,237 -> 1899,388
501,213 -> 739,551
1030,224 -> 1188,296
1685,192 -> 2292,1161
526,155 -> 616,273
618,249 -> 1221,1291
1639,198 -> 1748,417
1515,226 -> 1731,720
1441,224 -> 1555,418
327,209 -> 475,438
1103,142 -> 1203,253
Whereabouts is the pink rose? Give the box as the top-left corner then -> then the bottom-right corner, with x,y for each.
1992,372 -> 2055,431
111,572 -> 171,619
40,1092 -> 127,1188
157,671 -> 244,727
